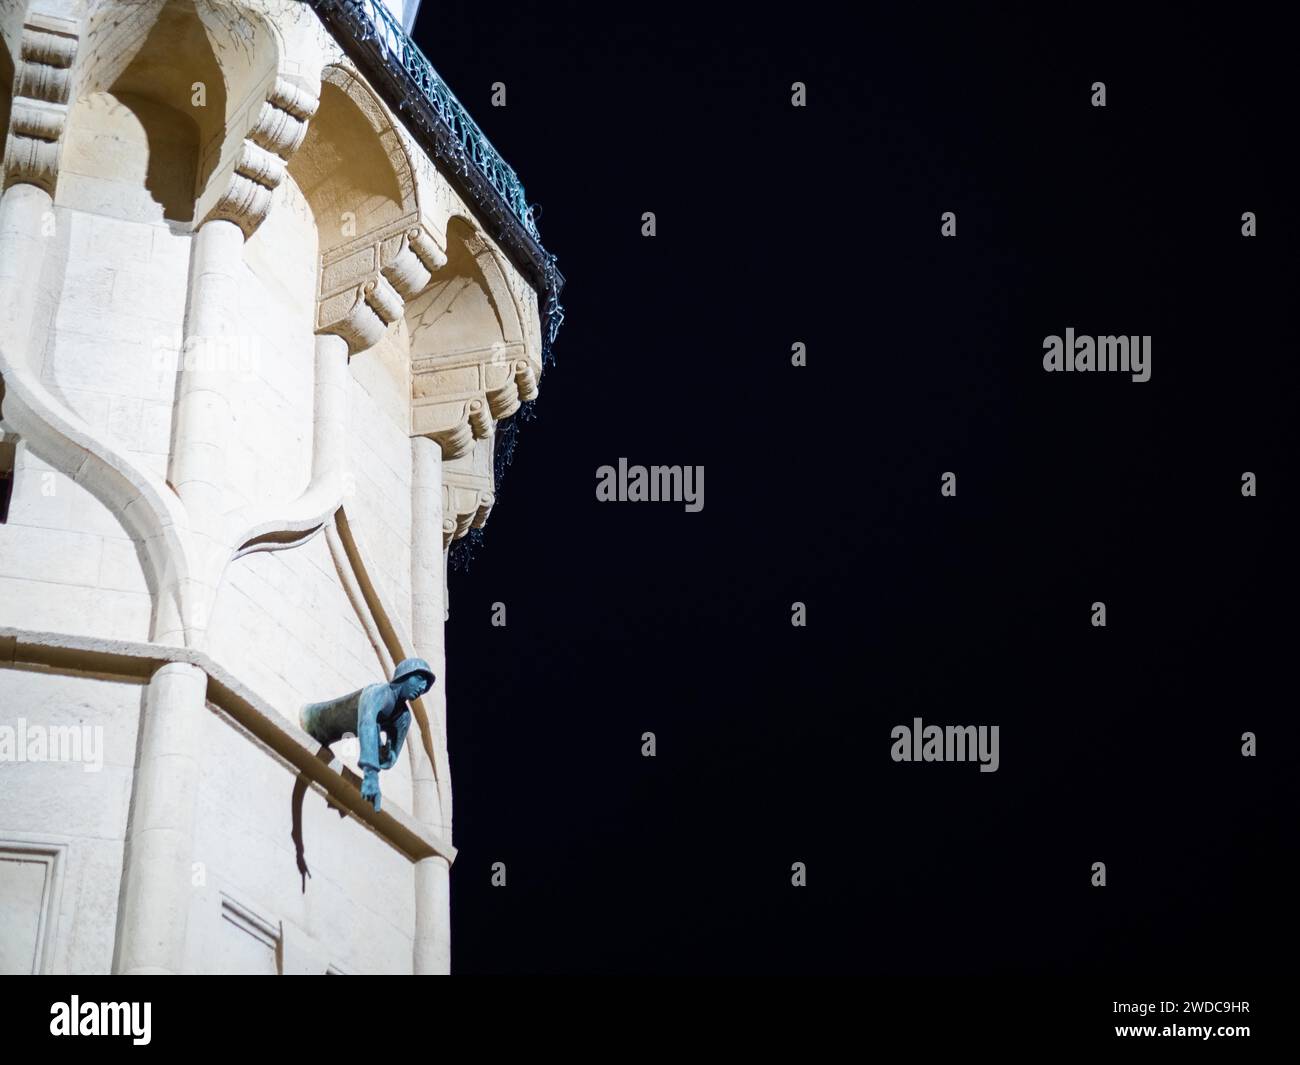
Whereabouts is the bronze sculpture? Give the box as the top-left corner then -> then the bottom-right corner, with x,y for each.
300,658 -> 435,812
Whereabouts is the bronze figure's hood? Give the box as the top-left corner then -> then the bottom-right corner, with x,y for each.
392,657 -> 436,689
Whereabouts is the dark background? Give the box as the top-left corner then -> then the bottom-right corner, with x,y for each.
418,3 -> 1295,975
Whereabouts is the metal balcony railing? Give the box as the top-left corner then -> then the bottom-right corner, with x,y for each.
345,0 -> 539,242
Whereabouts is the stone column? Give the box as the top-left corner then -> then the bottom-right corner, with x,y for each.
411,434 -> 451,973
152,218 -> 246,647
414,853 -> 451,974
157,73 -> 318,643
313,333 -> 350,480
115,69 -> 318,968
0,183 -> 52,349
168,218 -> 244,524
114,661 -> 208,974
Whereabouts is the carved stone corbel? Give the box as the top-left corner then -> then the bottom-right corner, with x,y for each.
315,220 -> 445,356
2,19 -> 78,194
204,76 -> 320,236
251,77 -> 318,158
383,226 -> 448,301
319,274 -> 405,355
484,356 -> 539,420
438,436 -> 495,548
410,341 -> 533,460
403,218 -> 541,467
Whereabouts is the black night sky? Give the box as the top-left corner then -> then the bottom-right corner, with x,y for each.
416,3 -> 1294,976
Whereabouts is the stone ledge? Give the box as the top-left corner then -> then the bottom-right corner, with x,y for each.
0,625 -> 456,865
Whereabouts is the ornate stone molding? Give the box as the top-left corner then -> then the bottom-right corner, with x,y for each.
204,76 -> 320,237
307,0 -> 564,369
317,222 -> 446,356
320,273 -> 404,354
2,19 -> 78,194
250,77 -> 319,158
383,226 -> 448,301
439,437 -> 494,547
411,344 -> 534,460
406,243 -> 536,464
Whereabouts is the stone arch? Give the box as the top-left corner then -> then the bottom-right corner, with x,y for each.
406,216 -> 536,459
443,214 -> 527,348
289,62 -> 425,353
189,0 -> 293,229
63,0 -> 231,223
292,64 -> 418,258
68,0 -> 299,230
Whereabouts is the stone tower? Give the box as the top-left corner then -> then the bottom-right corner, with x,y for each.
0,0 -> 562,975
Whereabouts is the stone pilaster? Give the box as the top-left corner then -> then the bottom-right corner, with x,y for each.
411,435 -> 451,973
114,661 -> 208,975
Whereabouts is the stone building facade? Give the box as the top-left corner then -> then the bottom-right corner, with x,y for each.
0,0 -> 561,974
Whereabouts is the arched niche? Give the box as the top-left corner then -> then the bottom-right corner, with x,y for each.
411,216 -> 519,357
288,64 -> 420,348
407,216 -> 534,457
289,76 -> 412,258
61,0 -> 230,223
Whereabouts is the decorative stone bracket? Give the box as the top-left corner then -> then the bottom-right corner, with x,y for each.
440,436 -> 494,548
316,223 -> 446,355
404,221 -> 541,483
411,343 -> 534,461
2,18 -> 78,194
203,76 -> 321,237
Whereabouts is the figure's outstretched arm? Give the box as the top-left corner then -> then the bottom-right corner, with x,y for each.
356,685 -> 385,811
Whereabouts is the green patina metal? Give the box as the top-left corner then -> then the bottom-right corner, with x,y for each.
301,657 -> 436,812
348,0 -> 539,241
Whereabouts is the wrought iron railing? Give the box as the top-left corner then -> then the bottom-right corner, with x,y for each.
346,0 -> 539,241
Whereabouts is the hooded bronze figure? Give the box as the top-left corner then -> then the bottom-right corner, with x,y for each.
300,658 -> 435,812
